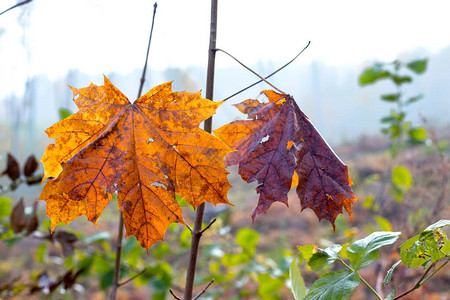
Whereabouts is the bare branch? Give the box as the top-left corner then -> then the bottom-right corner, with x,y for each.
221,41 -> 310,101
216,49 -> 287,95
118,267 -> 147,287
170,289 -> 182,300
193,279 -> 214,300
0,0 -> 32,17
200,218 -> 216,234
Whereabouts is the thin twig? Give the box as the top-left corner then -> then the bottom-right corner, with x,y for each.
137,2 -> 158,99
0,0 -> 32,16
118,267 -> 147,287
109,213 -> 125,300
183,0 -> 217,299
392,259 -> 449,300
186,223 -> 193,233
200,218 -> 216,234
170,289 -> 182,300
193,279 -> 214,300
216,49 -> 287,95
222,41 -> 310,101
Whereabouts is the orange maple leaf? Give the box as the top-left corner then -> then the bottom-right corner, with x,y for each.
39,76 -> 232,250
214,90 -> 357,227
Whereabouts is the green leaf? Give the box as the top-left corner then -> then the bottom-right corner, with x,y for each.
424,219 -> 450,231
221,253 -> 250,267
347,231 -> 401,270
236,228 -> 259,254
383,260 -> 401,285
406,94 -> 423,105
58,108 -> 72,120
400,235 -> 425,267
290,258 -> 307,300
84,231 -> 111,244
305,270 -> 360,300
35,243 -> 47,263
406,59 -> 427,74
308,245 -> 342,271
380,94 -> 400,102
380,116 -> 395,124
0,196 -> 12,218
384,283 -> 403,300
298,245 -> 316,262
391,75 -> 412,85
408,128 -> 427,142
400,222 -> 448,268
374,216 -> 393,231
179,227 -> 191,248
100,269 -> 115,289
359,68 -> 391,85
257,273 -> 284,296
392,166 -> 413,189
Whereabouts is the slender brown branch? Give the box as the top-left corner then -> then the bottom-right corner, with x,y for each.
216,49 -> 287,95
193,279 -> 214,300
109,213 -> 125,300
221,41 -> 310,101
170,289 -> 182,300
137,2 -> 158,99
183,1 -> 218,299
118,267 -> 147,287
200,218 -> 216,234
0,0 -> 32,16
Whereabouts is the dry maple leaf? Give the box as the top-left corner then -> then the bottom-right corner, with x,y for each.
39,76 -> 232,250
214,90 -> 357,227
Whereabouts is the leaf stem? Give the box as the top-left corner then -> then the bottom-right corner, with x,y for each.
216,48 -> 287,95
110,213 -> 124,300
339,258 -> 383,300
221,41 -> 310,102
183,1 -> 218,299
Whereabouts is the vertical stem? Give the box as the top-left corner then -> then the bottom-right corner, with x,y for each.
109,3 -> 158,300
110,213 -> 125,300
183,0 -> 218,299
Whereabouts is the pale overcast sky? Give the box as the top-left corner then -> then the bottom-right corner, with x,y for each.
1,0 -> 450,98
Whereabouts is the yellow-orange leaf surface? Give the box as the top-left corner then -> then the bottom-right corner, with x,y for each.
39,76 -> 232,250
214,90 -> 357,227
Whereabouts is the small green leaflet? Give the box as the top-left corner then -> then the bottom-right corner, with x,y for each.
304,270 -> 360,300
308,245 -> 342,271
347,231 -> 401,270
290,258 -> 307,300
383,260 -> 401,285
400,220 -> 449,267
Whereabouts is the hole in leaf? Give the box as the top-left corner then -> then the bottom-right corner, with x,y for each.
149,182 -> 167,189
147,138 -> 155,144
260,135 -> 269,143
